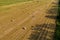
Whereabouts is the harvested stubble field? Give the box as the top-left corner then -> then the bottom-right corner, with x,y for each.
0,0 -> 57,40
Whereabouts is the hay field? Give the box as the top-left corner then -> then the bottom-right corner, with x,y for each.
0,0 -> 57,40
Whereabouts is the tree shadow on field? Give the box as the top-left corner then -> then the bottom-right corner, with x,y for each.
46,1 -> 58,15
45,3 -> 58,20
45,7 -> 57,19
28,24 -> 56,40
28,2 -> 57,40
45,15 -> 57,19
45,1 -> 58,40
46,7 -> 57,15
